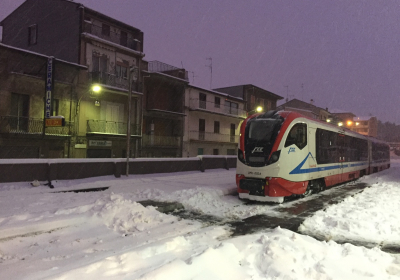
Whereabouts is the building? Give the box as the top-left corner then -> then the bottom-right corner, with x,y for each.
140,61 -> 188,157
1,0 -> 145,158
0,44 -> 86,158
213,84 -> 283,114
184,85 -> 246,157
277,99 -> 332,122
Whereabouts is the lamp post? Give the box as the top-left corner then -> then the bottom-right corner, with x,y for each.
126,66 -> 138,176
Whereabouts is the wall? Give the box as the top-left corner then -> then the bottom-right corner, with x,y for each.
2,0 -> 81,63
0,156 -> 237,183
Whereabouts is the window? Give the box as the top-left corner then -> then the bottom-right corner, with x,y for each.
213,149 -> 219,155
199,93 -> 206,109
225,101 -> 238,115
28,24 -> 37,45
259,99 -> 264,108
215,97 -> 220,108
115,59 -> 129,79
214,121 -> 220,133
284,123 -> 307,149
197,148 -> 204,155
250,95 -> 255,105
102,23 -> 110,36
120,31 -> 128,46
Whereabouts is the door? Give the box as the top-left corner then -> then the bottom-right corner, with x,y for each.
106,104 -> 120,134
230,123 -> 236,142
199,119 -> 205,140
10,93 -> 29,132
337,133 -> 346,184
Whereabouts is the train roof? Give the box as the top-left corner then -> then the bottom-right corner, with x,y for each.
246,110 -> 388,145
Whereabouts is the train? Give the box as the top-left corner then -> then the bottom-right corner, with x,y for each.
236,110 -> 390,203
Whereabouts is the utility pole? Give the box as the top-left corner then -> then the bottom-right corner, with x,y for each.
206,57 -> 212,89
285,85 -> 289,102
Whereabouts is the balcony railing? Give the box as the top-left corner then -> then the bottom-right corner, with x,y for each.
148,61 -> 189,81
189,131 -> 239,143
83,21 -> 141,52
142,134 -> 180,147
189,99 -> 246,118
89,71 -> 143,91
87,120 -> 141,136
0,116 -> 73,136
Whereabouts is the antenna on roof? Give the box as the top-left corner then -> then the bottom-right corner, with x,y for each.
206,57 -> 212,89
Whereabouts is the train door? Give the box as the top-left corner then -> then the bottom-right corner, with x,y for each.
337,133 -> 346,183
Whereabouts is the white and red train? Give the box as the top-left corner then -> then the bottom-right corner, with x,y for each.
236,110 -> 390,203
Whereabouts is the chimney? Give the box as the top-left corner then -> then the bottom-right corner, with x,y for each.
310,99 -> 314,105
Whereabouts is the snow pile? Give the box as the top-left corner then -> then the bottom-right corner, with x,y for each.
299,160 -> 400,245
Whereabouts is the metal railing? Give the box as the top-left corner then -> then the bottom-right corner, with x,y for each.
83,21 -> 141,52
0,116 -> 73,136
148,61 -> 189,81
189,99 -> 246,118
189,130 -> 238,143
89,71 -> 142,91
87,120 -> 141,136
142,134 -> 180,147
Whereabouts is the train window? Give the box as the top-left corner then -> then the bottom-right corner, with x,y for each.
284,123 -> 307,149
316,129 -> 337,164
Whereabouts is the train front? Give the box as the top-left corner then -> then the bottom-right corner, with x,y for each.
236,111 -> 309,203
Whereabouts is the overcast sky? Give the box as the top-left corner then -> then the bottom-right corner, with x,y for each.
2,0 -> 400,124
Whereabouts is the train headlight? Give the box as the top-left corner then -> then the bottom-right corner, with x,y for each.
268,150 -> 281,165
238,149 -> 245,164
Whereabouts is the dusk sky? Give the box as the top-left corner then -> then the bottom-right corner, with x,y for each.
1,0 -> 400,124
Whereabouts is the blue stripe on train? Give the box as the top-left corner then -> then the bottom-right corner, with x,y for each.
289,152 -> 368,175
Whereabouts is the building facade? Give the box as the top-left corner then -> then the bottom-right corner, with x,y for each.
184,85 -> 246,157
1,0 -> 145,158
213,84 -> 283,114
141,61 -> 188,157
0,44 -> 86,158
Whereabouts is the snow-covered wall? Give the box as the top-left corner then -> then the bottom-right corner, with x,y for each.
0,156 -> 236,183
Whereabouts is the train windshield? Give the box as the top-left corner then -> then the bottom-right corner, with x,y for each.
248,119 -> 282,142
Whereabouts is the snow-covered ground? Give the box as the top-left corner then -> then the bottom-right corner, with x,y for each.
1,160 -> 400,279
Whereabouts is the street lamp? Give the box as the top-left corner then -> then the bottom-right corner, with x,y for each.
126,66 -> 138,176
247,106 -> 263,116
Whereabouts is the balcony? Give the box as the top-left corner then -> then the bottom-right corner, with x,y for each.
189,131 -> 239,143
83,21 -> 141,52
0,116 -> 73,136
148,61 -> 189,81
89,71 -> 142,91
87,120 -> 141,136
142,135 -> 180,147
189,99 -> 246,118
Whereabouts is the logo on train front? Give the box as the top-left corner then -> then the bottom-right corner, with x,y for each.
252,147 -> 264,153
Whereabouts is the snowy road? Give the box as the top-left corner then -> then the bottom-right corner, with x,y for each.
1,161 -> 400,279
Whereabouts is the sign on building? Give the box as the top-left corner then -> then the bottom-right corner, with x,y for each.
45,57 -> 54,118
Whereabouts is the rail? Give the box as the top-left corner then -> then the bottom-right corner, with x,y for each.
87,120 -> 141,136
0,116 -> 73,136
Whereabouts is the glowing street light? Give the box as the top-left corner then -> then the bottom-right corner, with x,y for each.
338,122 -> 343,126
256,106 -> 263,113
92,84 -> 101,93
347,120 -> 353,126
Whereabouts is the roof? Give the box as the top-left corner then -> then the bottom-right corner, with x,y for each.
187,84 -> 244,102
213,84 -> 284,100
0,43 -> 87,68
277,99 -> 329,116
1,0 -> 142,33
